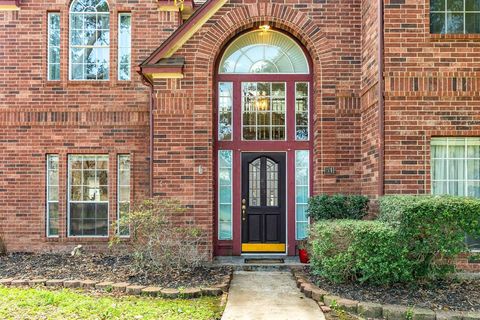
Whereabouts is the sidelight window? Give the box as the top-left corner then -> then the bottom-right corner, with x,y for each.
117,154 -> 130,236
218,82 -> 233,141
68,155 -> 109,237
295,82 -> 309,141
69,0 -> 110,80
218,150 -> 233,240
295,150 -> 310,240
46,155 -> 59,237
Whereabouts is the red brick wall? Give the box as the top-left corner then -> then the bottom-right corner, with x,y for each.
0,0 -> 181,251
360,0 -> 380,199
382,0 -> 480,195
148,1 -> 365,257
1,0 -> 477,267
382,0 -> 480,270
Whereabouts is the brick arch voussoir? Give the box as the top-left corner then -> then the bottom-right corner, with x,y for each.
67,0 -> 114,10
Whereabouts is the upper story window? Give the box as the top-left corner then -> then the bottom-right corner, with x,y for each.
118,13 -> 131,81
69,0 -> 110,80
47,13 -> 61,81
219,30 -> 309,74
430,0 -> 480,34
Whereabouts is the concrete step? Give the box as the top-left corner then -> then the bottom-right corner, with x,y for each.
212,255 -> 308,272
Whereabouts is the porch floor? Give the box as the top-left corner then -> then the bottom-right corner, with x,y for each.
213,256 -> 306,271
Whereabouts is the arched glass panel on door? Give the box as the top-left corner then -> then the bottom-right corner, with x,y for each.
249,159 -> 261,206
219,30 -> 309,74
248,157 -> 279,207
266,158 -> 278,207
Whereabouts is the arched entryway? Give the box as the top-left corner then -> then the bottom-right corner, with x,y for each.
215,28 -> 313,256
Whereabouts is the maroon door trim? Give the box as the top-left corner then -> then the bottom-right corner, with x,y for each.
241,153 -> 286,246
214,28 -> 314,257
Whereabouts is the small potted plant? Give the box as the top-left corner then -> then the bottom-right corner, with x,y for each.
298,239 -> 310,264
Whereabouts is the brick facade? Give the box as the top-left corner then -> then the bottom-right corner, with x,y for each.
0,0 -> 478,269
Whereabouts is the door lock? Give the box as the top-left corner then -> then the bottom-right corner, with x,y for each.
242,199 -> 247,221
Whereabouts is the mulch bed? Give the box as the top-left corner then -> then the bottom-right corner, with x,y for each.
0,253 -> 231,289
306,268 -> 480,312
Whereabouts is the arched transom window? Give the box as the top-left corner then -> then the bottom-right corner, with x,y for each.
69,0 -> 110,80
219,30 -> 309,74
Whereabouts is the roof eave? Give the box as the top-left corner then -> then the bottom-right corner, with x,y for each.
141,0 -> 227,67
0,0 -> 20,10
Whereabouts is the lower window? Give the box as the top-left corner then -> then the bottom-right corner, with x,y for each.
431,137 -> 480,251
68,155 -> 109,237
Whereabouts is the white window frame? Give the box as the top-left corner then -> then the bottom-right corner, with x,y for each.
117,154 -> 131,237
431,0 -> 480,34
295,150 -> 310,240
67,154 -> 109,238
219,30 -> 310,75
117,12 -> 131,81
69,0 -> 110,81
47,12 -> 61,81
431,137 -> 480,196
46,154 -> 59,237
431,137 -> 480,252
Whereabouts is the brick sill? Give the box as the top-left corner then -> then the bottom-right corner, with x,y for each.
430,33 -> 480,41
44,237 -> 130,242
43,80 -> 137,89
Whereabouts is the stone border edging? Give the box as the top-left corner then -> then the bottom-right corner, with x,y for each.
291,269 -> 480,320
0,271 -> 233,299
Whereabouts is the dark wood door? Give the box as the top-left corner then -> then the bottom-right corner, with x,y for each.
241,153 -> 286,248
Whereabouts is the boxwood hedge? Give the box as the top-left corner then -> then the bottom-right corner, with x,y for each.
310,220 -> 412,284
310,195 -> 480,284
308,194 -> 369,221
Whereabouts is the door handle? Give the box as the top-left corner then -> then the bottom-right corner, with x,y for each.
242,199 -> 247,221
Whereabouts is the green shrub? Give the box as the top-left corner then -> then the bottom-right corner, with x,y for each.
386,195 -> 480,278
308,194 -> 369,221
310,220 -> 412,284
378,195 -> 430,226
310,195 -> 480,284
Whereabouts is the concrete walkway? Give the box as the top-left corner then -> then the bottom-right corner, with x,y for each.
222,271 -> 325,320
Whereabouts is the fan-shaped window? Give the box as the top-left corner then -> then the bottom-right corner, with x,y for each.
69,0 -> 110,80
219,30 -> 309,74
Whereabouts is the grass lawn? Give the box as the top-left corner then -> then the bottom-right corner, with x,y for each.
0,286 -> 223,320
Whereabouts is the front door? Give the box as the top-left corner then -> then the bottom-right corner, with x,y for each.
241,153 -> 286,253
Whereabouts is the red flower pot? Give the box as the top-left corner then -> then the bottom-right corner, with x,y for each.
299,248 -> 310,264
